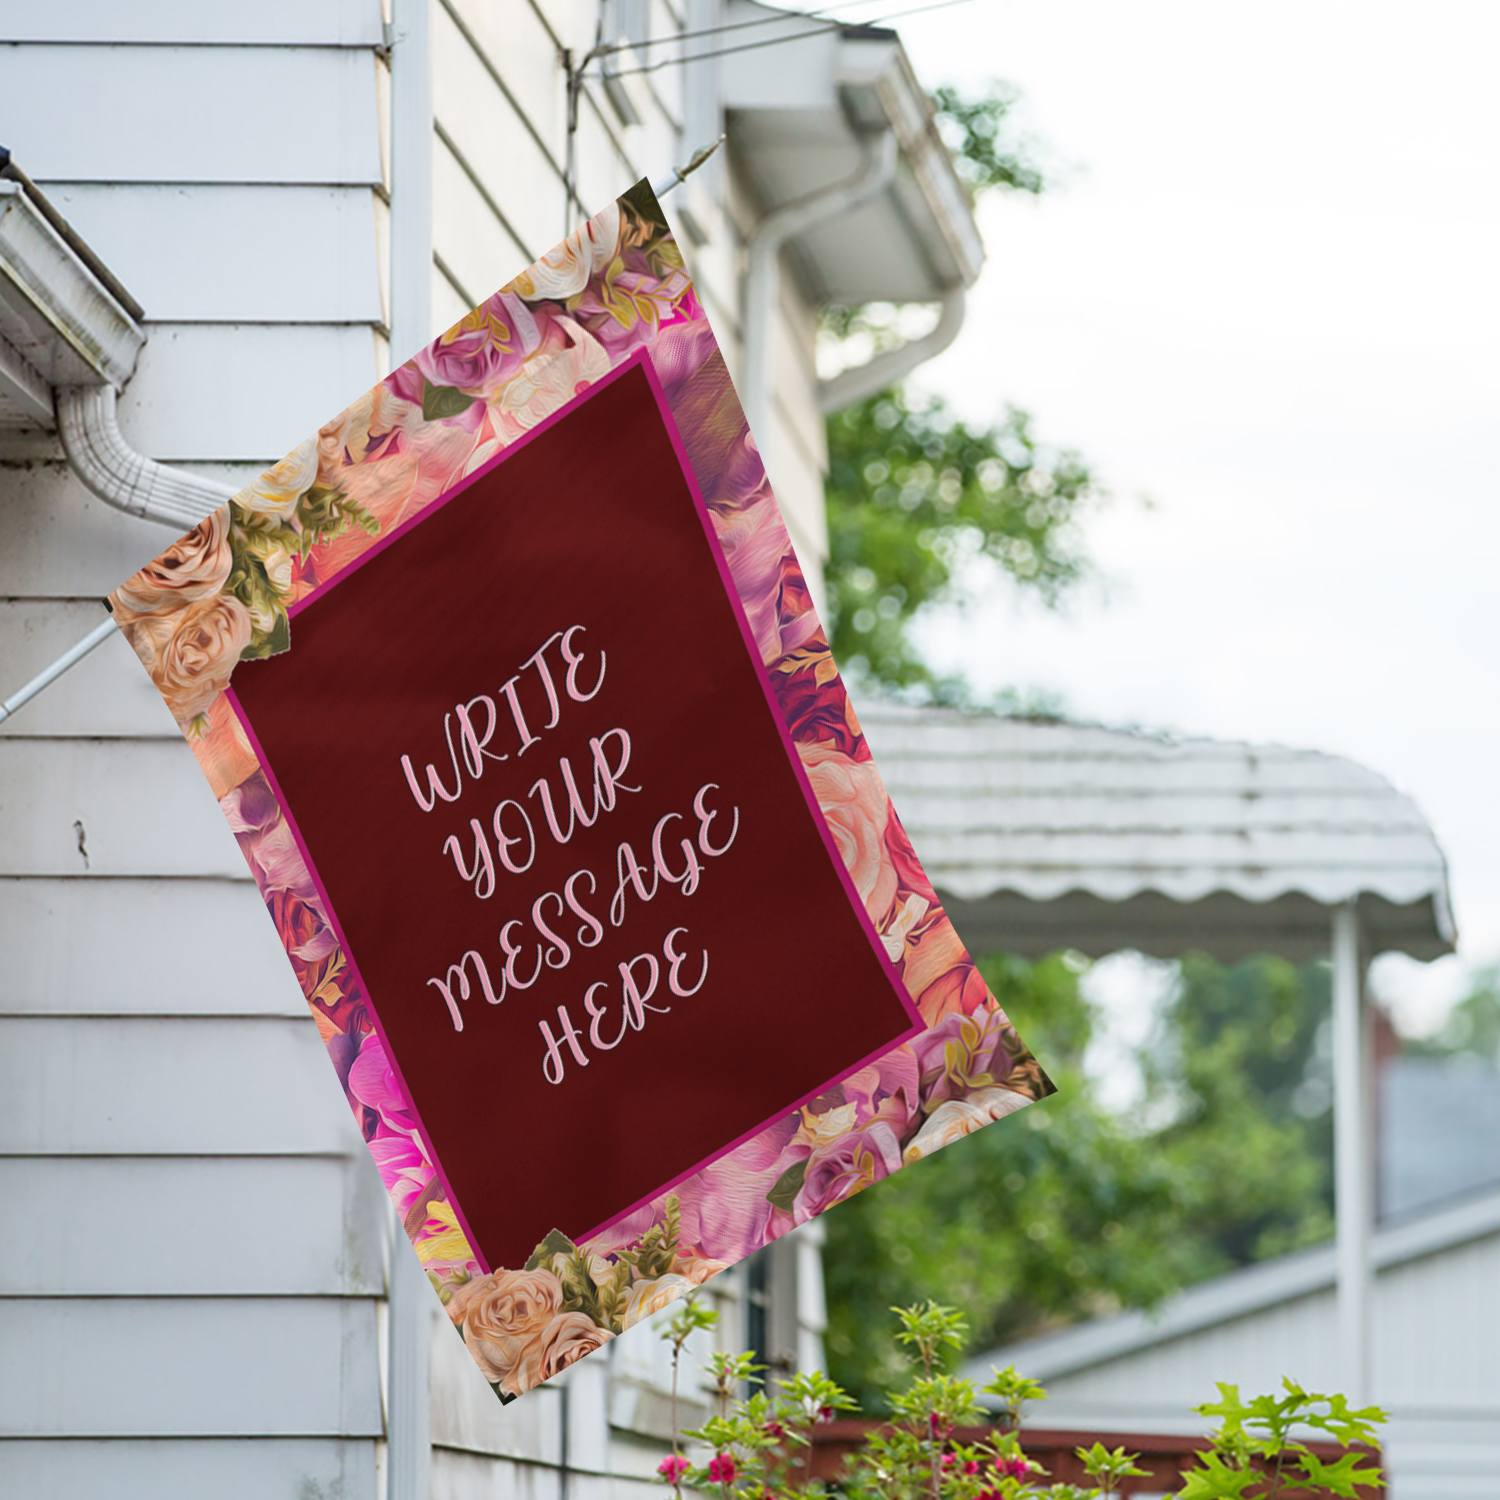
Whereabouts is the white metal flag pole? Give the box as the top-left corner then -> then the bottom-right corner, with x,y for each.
0,616 -> 121,725
0,142 -> 723,730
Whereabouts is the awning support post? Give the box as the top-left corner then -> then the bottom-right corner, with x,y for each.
1331,899 -> 1373,1401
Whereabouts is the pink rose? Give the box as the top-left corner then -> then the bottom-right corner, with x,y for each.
223,773 -> 332,958
792,1121 -> 903,1219
840,1048 -> 921,1135
448,1267 -> 565,1393
112,509 -> 232,619
797,742 -> 898,926
385,291 -> 542,410
914,1009 -> 1018,1109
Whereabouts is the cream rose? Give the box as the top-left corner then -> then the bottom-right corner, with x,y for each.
794,1100 -> 859,1150
241,436 -> 319,522
447,1267 -> 565,1391
140,594 -> 252,725
798,741 -> 897,924
903,1087 -> 1032,1165
113,509 -> 232,619
511,203 -> 620,301
623,1272 -> 694,1327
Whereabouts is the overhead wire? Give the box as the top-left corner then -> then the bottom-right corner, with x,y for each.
588,0 -> 908,61
594,0 -> 975,80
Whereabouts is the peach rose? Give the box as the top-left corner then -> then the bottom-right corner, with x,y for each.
902,1087 -> 1032,1165
676,1252 -> 731,1286
539,1310 -> 608,1374
113,509 -> 232,619
131,593 -> 252,725
447,1267 -> 565,1391
798,741 -> 897,925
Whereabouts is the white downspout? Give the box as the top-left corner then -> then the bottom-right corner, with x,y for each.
817,283 -> 967,414
741,129 -> 898,445
55,384 -> 235,528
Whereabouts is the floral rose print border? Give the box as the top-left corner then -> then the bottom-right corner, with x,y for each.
108,180 -> 1052,1401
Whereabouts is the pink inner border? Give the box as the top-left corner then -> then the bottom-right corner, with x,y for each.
229,344 -> 923,1271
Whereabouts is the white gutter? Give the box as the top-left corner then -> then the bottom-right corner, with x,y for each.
1,170 -> 234,529
817,283 -> 967,414
741,128 -> 898,443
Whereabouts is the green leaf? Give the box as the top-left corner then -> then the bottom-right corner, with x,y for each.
1196,1382 -> 1249,1438
1175,1451 -> 1260,1499
261,610 -> 291,657
421,379 -> 476,420
767,1159 -> 808,1213
239,608 -> 290,662
524,1228 -> 578,1272
1295,1449 -> 1386,1496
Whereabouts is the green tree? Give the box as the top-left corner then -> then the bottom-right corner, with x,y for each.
824,954 -> 1339,1403
823,83 -> 1099,698
1146,954 -> 1334,1266
820,84 -> 1341,1402
824,953 -> 1189,1401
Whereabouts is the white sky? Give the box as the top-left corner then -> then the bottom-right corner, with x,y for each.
883,0 -> 1500,1034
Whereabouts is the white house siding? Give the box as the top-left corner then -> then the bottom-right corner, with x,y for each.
1014,1225 -> 1500,1500
0,2 -> 837,1495
0,4 -> 396,1496
424,0 -> 834,608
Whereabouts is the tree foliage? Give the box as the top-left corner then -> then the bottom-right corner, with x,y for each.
825,395 -> 1094,696
824,954 -> 1339,1404
822,82 -> 1097,699
819,85 -> 1335,1409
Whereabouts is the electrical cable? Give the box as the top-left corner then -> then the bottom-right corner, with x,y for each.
590,0 -> 906,60
595,0 -> 974,79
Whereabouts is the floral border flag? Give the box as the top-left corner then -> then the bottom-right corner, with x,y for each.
108,180 -> 1053,1401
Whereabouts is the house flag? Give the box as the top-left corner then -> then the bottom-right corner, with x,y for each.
108,180 -> 1052,1400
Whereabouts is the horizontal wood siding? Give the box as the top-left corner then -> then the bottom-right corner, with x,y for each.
41,185 -> 386,326
0,45 -> 384,186
0,1438 -> 379,1500
1,3 -> 840,1492
0,16 -> 390,1497
0,1297 -> 383,1437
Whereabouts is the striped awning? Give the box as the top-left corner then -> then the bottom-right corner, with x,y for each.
860,703 -> 1455,962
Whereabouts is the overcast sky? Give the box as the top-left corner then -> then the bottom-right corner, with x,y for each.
877,0 -> 1500,1033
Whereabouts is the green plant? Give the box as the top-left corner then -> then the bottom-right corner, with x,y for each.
653,1303 -> 1384,1499
1177,1381 -> 1386,1499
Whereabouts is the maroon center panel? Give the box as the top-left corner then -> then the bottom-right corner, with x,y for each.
231,359 -> 919,1271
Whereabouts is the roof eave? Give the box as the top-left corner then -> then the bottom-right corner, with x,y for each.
965,1185 -> 1500,1388
835,34 -> 985,290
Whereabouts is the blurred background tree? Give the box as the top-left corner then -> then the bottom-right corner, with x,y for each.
822,952 -> 1338,1402
817,83 -> 1342,1403
821,86 -> 1096,700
